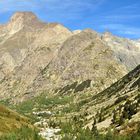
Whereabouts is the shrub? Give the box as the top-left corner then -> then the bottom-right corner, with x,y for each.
114,95 -> 128,105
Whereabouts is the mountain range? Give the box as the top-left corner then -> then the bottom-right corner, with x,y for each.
0,12 -> 140,139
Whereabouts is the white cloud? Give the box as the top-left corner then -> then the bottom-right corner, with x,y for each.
104,14 -> 140,21
101,24 -> 140,38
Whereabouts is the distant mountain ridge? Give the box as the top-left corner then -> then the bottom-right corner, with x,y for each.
103,32 -> 140,70
0,12 -> 139,103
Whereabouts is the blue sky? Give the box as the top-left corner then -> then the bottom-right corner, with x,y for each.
0,0 -> 140,39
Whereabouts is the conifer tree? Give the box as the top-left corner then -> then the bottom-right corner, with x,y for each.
119,115 -> 124,126
91,119 -> 98,136
112,110 -> 117,124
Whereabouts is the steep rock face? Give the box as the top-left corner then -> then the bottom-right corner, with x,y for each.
102,32 -> 140,70
0,12 -> 43,76
0,12 -> 72,77
28,29 -> 127,97
0,12 -> 72,101
4,12 -> 46,34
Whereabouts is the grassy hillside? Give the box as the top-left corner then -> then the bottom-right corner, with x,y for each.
9,92 -> 140,140
0,65 -> 139,139
0,105 -> 29,134
0,104 -> 43,140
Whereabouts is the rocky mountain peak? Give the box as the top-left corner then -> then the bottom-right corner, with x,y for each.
103,31 -> 113,38
6,12 -> 46,33
10,12 -> 38,24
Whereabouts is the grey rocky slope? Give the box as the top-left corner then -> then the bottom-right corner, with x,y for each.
30,29 -> 127,93
0,12 -> 72,101
0,12 -> 72,78
102,32 -> 140,70
0,12 -> 139,102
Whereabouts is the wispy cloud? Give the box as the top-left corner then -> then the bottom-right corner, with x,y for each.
104,14 -> 140,21
100,2 -> 140,22
101,24 -> 140,38
112,3 -> 139,13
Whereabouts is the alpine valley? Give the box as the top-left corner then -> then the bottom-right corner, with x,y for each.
0,12 -> 140,140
